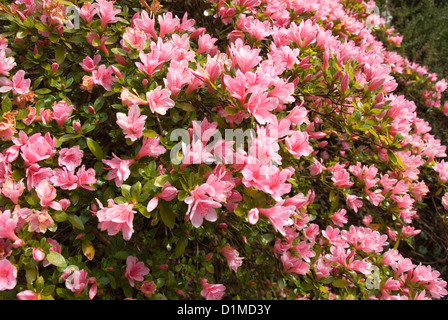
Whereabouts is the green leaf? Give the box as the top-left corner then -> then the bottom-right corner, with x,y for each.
159,200 -> 175,229
55,45 -> 66,65
332,279 -> 351,288
86,138 -> 104,160
142,129 -> 158,138
2,96 -> 12,113
176,102 -> 195,112
68,214 -> 85,230
35,88 -> 52,95
154,174 -> 169,187
174,235 -> 188,258
46,251 -> 67,268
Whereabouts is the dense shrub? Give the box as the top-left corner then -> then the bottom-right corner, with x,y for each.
0,0 -> 447,300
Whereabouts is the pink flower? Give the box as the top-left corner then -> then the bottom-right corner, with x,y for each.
146,183 -> 178,212
285,131 -> 313,158
132,10 -> 157,39
248,208 -> 259,225
258,204 -> 295,236
157,12 -> 180,38
435,79 -> 448,93
0,210 -> 23,248
116,105 -> 147,141
124,256 -> 150,287
330,166 -> 354,188
27,209 -> 54,233
20,132 -> 56,166
146,86 -> 175,116
58,145 -> 83,171
16,290 -> 39,300
95,199 -> 136,240
123,27 -> 147,50
35,179 -> 61,210
80,55 -> 101,72
94,0 -> 121,29
229,38 -> 261,73
281,251 -> 310,275
92,64 -> 116,91
51,168 -> 78,190
197,33 -> 218,55
0,70 -> 30,95
346,194 -> 363,213
330,209 -> 348,227
62,268 -> 97,299
184,184 -> 222,228
32,248 -> 45,262
102,153 -> 135,187
76,165 -> 97,191
140,281 -> 157,298
1,177 -> 25,204
135,136 -> 166,160
221,244 -> 244,272
164,59 -> 193,98
79,1 -> 96,23
0,49 -> 16,76
0,259 -> 17,291
200,278 -> 226,300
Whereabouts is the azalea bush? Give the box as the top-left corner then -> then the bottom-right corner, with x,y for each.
0,0 -> 448,300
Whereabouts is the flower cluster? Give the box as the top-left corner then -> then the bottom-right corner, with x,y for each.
0,0 -> 447,300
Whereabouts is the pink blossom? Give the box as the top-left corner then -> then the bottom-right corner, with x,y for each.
147,183 -> 178,212
135,136 -> 166,160
346,194 -> 363,213
116,105 -> 147,141
76,165 -> 97,191
0,210 -> 23,248
0,259 -> 17,291
330,166 -> 354,188
0,49 -> 16,76
157,12 -> 180,38
20,132 -> 56,166
92,64 -> 116,91
164,59 -> 193,98
51,168 -> 78,190
146,86 -> 175,116
32,248 -> 45,262
184,184 -> 222,228
132,10 -> 157,39
16,290 -> 39,300
94,0 -> 121,29
248,208 -> 259,225
62,268 -> 97,299
102,153 -> 135,187
281,251 -> 310,275
330,209 -> 348,227
58,145 -> 83,171
35,179 -> 61,210
79,1 -> 96,23
221,244 -> 244,272
258,204 -> 295,236
200,278 -> 226,300
0,70 -> 30,95
197,34 -> 218,55
123,27 -> 147,51
229,38 -> 261,73
27,209 -> 54,233
1,177 -> 25,204
80,55 -> 101,72
95,199 -> 136,240
124,256 -> 150,287
25,164 -> 52,191
285,131 -> 313,158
